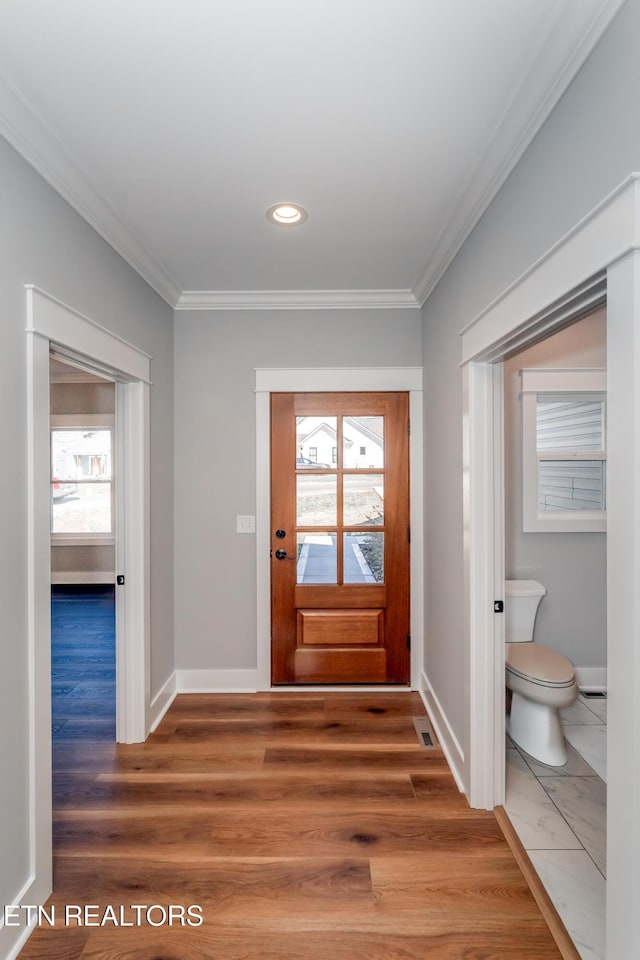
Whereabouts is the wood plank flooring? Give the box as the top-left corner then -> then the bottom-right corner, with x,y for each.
51,586 -> 115,742
19,692 -> 564,959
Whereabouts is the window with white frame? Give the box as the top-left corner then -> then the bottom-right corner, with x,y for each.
521,368 -> 606,533
50,415 -> 115,540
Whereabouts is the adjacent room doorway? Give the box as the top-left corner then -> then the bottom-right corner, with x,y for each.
49,354 -> 118,741
26,285 -> 151,911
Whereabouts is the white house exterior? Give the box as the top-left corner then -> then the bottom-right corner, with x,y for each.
297,416 -> 384,468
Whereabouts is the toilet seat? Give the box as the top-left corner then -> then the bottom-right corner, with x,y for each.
506,642 -> 577,765
506,642 -> 575,687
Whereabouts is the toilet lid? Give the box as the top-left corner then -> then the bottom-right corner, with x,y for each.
506,642 -> 575,686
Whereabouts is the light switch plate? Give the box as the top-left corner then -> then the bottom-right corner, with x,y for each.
236,515 -> 256,534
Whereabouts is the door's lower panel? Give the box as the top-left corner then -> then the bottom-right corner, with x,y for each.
297,608 -> 383,646
293,647 -> 387,683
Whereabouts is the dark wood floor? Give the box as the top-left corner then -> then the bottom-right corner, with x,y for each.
20,692 -> 564,959
51,586 -> 115,741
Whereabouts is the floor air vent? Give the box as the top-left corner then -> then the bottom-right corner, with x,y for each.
413,716 -> 438,748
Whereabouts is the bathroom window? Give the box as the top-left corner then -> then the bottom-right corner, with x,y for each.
521,368 -> 606,533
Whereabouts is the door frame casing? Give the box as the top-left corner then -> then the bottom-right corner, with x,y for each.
255,367 -> 423,690
460,175 -> 640,959
24,286 -> 151,928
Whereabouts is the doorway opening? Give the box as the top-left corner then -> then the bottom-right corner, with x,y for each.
49,354 -> 117,742
26,284 -> 151,914
501,308 -> 607,956
460,174 -> 640,960
254,366 -> 423,690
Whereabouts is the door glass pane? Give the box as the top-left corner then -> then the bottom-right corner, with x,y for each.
297,533 -> 337,584
343,474 -> 384,525
538,460 -> 606,511
296,416 -> 337,467
344,532 -> 384,583
296,474 -> 337,526
536,400 -> 605,452
343,417 -> 384,468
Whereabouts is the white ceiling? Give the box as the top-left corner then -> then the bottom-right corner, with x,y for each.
0,0 -> 626,309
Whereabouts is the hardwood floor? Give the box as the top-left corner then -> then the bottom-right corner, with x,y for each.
20,692 -> 564,959
51,586 -> 115,742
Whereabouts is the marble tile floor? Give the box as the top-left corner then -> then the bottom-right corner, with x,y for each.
505,691 -> 607,960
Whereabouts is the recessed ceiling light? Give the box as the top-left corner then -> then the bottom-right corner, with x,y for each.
266,202 -> 308,226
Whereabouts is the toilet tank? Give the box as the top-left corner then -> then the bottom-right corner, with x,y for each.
504,580 -> 546,643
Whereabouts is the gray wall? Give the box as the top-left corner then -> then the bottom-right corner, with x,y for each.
0,137 -> 174,912
504,309 -> 607,669
422,0 -> 639,746
50,380 -> 115,416
173,309 -> 421,670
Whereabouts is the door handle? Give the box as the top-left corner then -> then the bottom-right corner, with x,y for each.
274,548 -> 295,561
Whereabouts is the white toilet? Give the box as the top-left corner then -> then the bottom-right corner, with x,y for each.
505,580 -> 578,766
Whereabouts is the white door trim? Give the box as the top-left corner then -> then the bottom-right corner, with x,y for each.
255,367 -> 423,690
115,379 -> 152,742
461,360 -> 506,810
459,174 -> 640,960
25,286 -> 151,920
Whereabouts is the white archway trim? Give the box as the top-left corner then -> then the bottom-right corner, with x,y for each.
26,285 -> 152,381
461,174 -> 639,363
255,367 -> 423,690
25,286 -> 152,947
459,175 -> 640,960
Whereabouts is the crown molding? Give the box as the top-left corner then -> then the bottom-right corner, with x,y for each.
175,289 -> 420,311
0,72 -> 415,316
0,71 -> 182,307
0,0 -> 624,314
412,0 -> 627,307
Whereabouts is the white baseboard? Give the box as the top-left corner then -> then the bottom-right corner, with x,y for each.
270,685 -> 415,692
575,666 -> 607,691
149,671 -> 177,731
419,670 -> 466,793
165,672 -> 421,696
50,571 -> 115,584
3,918 -> 36,960
2,873 -> 45,960
175,669 -> 259,693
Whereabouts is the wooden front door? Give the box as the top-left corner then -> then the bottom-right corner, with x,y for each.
271,392 -> 410,684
